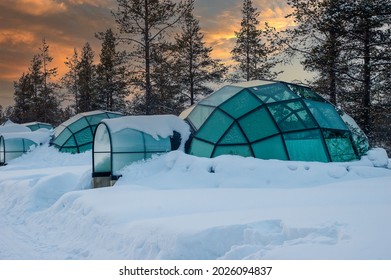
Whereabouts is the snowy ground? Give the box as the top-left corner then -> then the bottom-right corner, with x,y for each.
0,145 -> 390,260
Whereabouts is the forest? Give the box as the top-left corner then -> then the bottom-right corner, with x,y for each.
0,0 -> 390,153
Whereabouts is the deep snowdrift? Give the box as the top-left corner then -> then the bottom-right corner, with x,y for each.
0,145 -> 390,259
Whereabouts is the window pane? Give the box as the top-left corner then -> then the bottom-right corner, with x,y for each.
268,101 -> 317,132
94,124 -> 111,152
187,105 -> 215,130
200,86 -> 242,106
213,145 -> 252,157
79,143 -> 92,152
112,153 -> 145,175
112,129 -> 144,153
323,130 -> 357,162
220,89 -> 262,119
219,123 -> 248,144
196,109 -> 234,143
239,107 -> 279,142
75,128 -> 93,146
143,133 -> 171,153
5,138 -> 24,152
305,100 -> 348,130
286,83 -> 325,102
68,117 -> 89,133
284,130 -> 329,162
53,128 -> 72,146
0,137 -> 4,164
94,153 -> 111,173
252,135 -> 288,160
249,83 -> 299,103
189,138 -> 214,158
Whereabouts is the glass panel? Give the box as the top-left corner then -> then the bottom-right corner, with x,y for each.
341,112 -> 368,157
219,123 -> 248,144
107,112 -> 124,119
0,137 -> 4,164
5,138 -> 24,152
86,114 -> 107,126
249,83 -> 299,103
53,128 -> 72,146
189,138 -> 214,158
323,130 -> 357,162
239,107 -> 279,142
112,153 -> 145,175
94,153 -> 111,173
79,143 -> 92,152
252,135 -> 288,160
305,100 -> 348,130
112,129 -> 144,153
284,130 -> 329,162
200,86 -> 243,106
213,144 -> 252,157
268,101 -> 317,132
143,134 -> 171,152
219,89 -> 262,119
5,151 -> 24,161
196,109 -> 234,143
60,147 -> 78,153
187,105 -> 215,130
75,127 -> 93,146
63,137 -> 76,147
23,139 -> 36,151
68,117 -> 89,133
94,124 -> 111,152
286,83 -> 325,102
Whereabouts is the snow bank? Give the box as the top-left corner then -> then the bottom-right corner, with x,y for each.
1,145 -> 390,260
1,128 -> 51,144
0,120 -> 31,133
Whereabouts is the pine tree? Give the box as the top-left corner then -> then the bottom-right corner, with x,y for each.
76,42 -> 98,113
62,49 -> 80,114
231,0 -> 280,81
95,28 -> 129,113
10,39 -> 62,124
113,0 -> 191,114
173,1 -> 227,106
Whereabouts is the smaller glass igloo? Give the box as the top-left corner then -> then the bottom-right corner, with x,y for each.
92,115 -> 190,182
182,80 -> 368,162
52,110 -> 124,153
0,129 -> 51,165
23,122 -> 53,131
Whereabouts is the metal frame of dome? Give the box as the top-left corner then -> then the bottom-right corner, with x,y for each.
52,110 -> 124,153
184,80 -> 368,162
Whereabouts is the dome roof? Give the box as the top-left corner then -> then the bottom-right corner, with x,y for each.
183,80 -> 368,162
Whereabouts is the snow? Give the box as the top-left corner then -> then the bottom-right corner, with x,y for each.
0,120 -> 31,133
102,115 -> 191,149
0,144 -> 390,260
1,128 -> 52,144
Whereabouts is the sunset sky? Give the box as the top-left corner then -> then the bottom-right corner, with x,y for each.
0,0 -> 308,108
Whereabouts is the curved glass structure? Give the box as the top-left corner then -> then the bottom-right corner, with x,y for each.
23,122 -> 53,131
0,135 -> 37,165
52,110 -> 124,153
184,80 -> 368,162
92,116 -> 186,179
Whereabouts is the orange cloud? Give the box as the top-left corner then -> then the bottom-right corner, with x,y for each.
0,30 -> 37,46
13,0 -> 67,16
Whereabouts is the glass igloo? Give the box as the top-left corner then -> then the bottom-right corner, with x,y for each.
52,110 -> 124,153
182,80 -> 368,162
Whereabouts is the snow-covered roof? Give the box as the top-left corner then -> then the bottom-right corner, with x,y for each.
102,115 -> 191,148
1,128 -> 51,144
0,121 -> 31,134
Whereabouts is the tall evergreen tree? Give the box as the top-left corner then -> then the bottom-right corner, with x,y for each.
62,48 -> 80,114
113,0 -> 191,114
173,1 -> 227,106
231,0 -> 280,81
76,42 -> 98,113
10,39 -> 62,124
96,28 -> 129,113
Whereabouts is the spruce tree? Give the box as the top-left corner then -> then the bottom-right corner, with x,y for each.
76,42 -> 98,113
231,0 -> 280,81
96,28 -> 129,113
173,1 -> 227,106
62,49 -> 80,114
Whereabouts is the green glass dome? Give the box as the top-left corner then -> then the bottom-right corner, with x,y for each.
52,110 -> 124,153
183,80 -> 368,162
